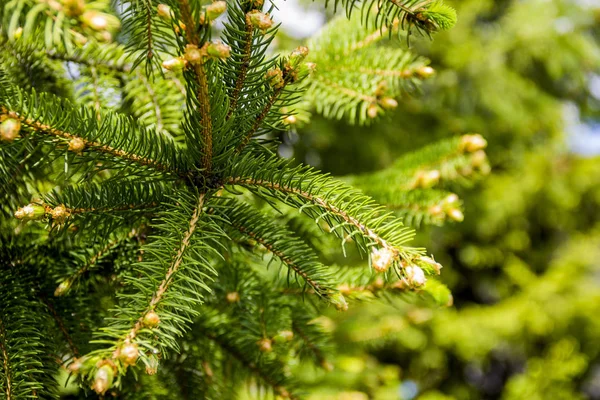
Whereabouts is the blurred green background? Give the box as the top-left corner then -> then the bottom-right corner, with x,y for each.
278,0 -> 600,399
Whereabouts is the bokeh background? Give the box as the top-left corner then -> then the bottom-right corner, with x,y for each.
274,0 -> 600,399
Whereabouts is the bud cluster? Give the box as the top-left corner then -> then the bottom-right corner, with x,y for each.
368,81 -> 399,119
412,169 -> 441,189
428,193 -> 464,222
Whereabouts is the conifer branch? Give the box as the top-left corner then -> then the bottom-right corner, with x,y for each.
199,327 -> 297,400
235,85 -> 285,153
1,108 -> 177,174
121,192 -> 206,345
313,76 -> 376,103
39,295 -> 80,357
0,316 -> 12,400
227,176 -> 402,257
291,321 -> 327,367
227,19 -> 254,119
178,0 -> 213,171
55,229 -> 140,297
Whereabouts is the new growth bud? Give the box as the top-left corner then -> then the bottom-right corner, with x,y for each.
416,65 -> 435,78
226,291 -> 240,303
274,330 -> 294,343
205,1 -> 227,20
379,97 -> 398,110
257,338 -> 273,352
419,256 -> 443,275
81,11 -> 119,32
162,57 -> 187,71
51,205 -> 70,223
404,265 -> 427,287
247,10 -> 273,32
14,204 -> 46,221
330,292 -> 348,312
118,343 -> 139,366
157,4 -> 172,20
13,27 -> 23,40
143,310 -> 161,328
207,42 -> 231,60
367,104 -> 379,119
413,170 -> 441,189
91,364 -> 114,394
265,68 -> 284,88
1,118 -> 21,142
459,134 -> 487,153
371,247 -> 395,272
283,115 -> 297,125
62,0 -> 85,17
68,137 -> 85,153
184,44 -> 203,65
54,280 -> 72,296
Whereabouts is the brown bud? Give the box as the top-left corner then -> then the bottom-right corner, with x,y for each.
143,311 -> 161,328
206,1 -> 227,20
226,291 -> 240,303
50,205 -> 70,223
206,42 -> 231,60
247,10 -> 273,31
379,97 -> 398,110
416,65 -> 435,78
367,104 -> 378,119
91,364 -> 114,394
257,338 -> 272,352
265,68 -> 284,88
162,57 -> 187,71
184,44 -> 203,65
68,137 -> 85,153
1,118 -> 21,142
157,4 -> 172,19
118,343 -> 139,366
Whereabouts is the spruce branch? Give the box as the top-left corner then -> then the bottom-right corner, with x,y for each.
122,192 -> 206,345
178,0 -> 213,172
226,17 -> 254,119
226,156 -> 420,265
216,198 -> 339,302
1,107 -> 178,174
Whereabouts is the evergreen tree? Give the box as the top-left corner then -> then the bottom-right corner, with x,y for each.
286,1 -> 600,399
0,0 -> 469,397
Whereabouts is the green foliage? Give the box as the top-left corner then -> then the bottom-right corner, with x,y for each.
0,0 -> 464,396
287,0 -> 600,399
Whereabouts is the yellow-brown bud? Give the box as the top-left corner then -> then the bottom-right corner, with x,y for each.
1,118 -> 21,142
143,311 -> 161,328
265,68 -> 284,88
205,1 -> 227,20
157,4 -> 172,19
247,11 -> 273,31
68,138 -> 85,153
257,338 -> 272,352
118,343 -> 139,366
226,291 -> 240,303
